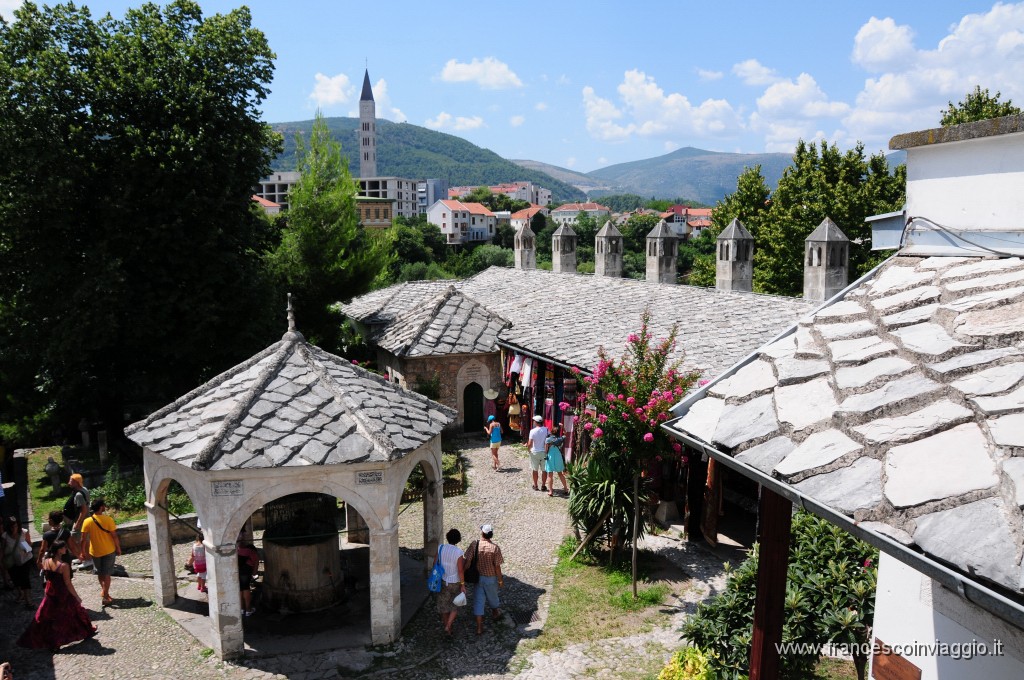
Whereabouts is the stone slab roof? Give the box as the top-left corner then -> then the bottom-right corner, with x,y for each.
669,255 -> 1024,596
374,286 -> 509,357
125,331 -> 456,471
338,267 -> 816,377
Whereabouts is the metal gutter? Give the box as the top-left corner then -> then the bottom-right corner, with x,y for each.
496,339 -> 590,375
658,422 -> 1024,631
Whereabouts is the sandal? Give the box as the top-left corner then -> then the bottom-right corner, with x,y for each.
102,596 -> 114,606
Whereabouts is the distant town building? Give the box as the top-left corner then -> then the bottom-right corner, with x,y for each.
251,194 -> 281,216
358,177 -> 419,220
358,69 -> 377,179
417,179 -> 449,215
356,196 -> 393,229
448,181 -> 551,206
255,171 -> 300,211
510,204 -> 549,231
426,199 -> 496,245
661,205 -> 712,239
550,202 -> 611,227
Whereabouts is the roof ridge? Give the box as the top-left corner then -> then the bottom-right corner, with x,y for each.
191,338 -> 298,470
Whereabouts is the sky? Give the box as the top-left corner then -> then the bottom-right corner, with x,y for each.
3,0 -> 1024,173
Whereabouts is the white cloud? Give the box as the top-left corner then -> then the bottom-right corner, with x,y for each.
597,157 -> 608,166
0,0 -> 22,21
309,73 -> 354,108
439,57 -> 522,89
425,112 -> 485,131
510,115 -> 525,127
367,79 -> 407,122
757,73 -> 850,119
557,75 -> 571,86
583,70 -> 744,144
565,157 -> 577,168
732,59 -> 781,86
843,4 -> 1024,149
696,68 -> 724,81
664,141 -> 680,152
852,17 -> 917,72
534,102 -> 548,111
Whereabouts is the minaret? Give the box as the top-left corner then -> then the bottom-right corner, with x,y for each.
514,223 -> 536,270
804,217 -> 849,301
645,220 -> 677,284
359,69 -> 377,179
551,224 -> 577,273
594,221 -> 623,278
716,218 -> 754,292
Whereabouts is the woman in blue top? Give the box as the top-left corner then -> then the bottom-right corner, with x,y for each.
544,424 -> 569,497
484,415 -> 502,471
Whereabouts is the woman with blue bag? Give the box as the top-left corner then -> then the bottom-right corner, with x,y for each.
435,528 -> 466,637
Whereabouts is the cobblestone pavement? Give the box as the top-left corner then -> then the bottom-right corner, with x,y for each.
1,439 -> 729,679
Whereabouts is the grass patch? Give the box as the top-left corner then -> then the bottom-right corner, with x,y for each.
200,648 -> 215,659
811,657 -> 859,680
25,446 -> 69,534
529,537 -> 682,652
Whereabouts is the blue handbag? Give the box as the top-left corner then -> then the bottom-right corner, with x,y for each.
427,545 -> 445,593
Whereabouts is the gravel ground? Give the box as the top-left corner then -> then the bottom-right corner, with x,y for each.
1,438 -> 729,679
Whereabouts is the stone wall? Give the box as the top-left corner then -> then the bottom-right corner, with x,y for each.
397,353 -> 502,429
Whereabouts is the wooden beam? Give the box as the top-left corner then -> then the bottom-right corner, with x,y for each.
749,486 -> 793,680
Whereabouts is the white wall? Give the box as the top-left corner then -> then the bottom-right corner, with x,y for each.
906,131 -> 1024,231
872,552 -> 1024,679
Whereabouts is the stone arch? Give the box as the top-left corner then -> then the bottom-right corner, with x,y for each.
455,358 -> 491,425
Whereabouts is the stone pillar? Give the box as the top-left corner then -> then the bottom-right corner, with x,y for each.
551,224 -> 577,273
513,224 -> 536,270
346,503 -> 369,544
645,220 -> 677,284
369,526 -> 401,645
595,222 -> 624,278
146,500 -> 178,605
422,445 -> 444,573
716,218 -> 755,292
803,217 -> 849,302
207,542 -> 244,659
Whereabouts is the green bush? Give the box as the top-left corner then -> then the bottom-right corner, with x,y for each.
658,647 -> 718,680
680,511 -> 877,680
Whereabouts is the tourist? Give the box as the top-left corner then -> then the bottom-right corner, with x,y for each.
80,498 -> 121,606
544,424 -> 570,497
63,473 -> 91,570
38,510 -> 74,578
237,538 -> 260,616
191,535 -> 208,593
17,540 -> 97,651
528,415 -> 549,491
436,528 -> 466,637
468,524 -> 504,635
1,661 -> 11,680
2,515 -> 34,608
484,415 -> 502,471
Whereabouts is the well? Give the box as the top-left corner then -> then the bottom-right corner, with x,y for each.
261,493 -> 344,612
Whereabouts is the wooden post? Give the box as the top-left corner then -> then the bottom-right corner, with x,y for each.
749,486 -> 793,680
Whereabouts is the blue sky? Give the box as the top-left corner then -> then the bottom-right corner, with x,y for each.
3,1 -> 1023,172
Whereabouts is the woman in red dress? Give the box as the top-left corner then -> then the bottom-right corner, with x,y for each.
18,540 -> 97,651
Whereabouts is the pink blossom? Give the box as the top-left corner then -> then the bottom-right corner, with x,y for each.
573,415 -> 579,423
698,379 -> 710,387
635,408 -> 644,417
351,360 -> 359,365
658,412 -> 668,421
655,455 -> 662,462
617,394 -> 624,400
681,456 -> 689,464
675,387 -> 684,396
643,432 -> 654,443
598,414 -> 608,424
593,428 -> 603,438
583,422 -> 593,431
628,333 -> 639,342
650,389 -> 659,398
672,443 -> 682,453
606,394 -> 617,402
558,401 -> 571,411
626,396 -> 635,406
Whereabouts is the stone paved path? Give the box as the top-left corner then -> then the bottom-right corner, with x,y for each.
1,440 -> 729,679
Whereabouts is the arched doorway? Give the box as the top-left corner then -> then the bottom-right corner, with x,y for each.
463,382 -> 483,432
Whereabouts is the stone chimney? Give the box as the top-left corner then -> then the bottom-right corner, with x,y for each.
645,219 -> 677,284
803,217 -> 849,301
514,223 -> 536,270
594,221 -> 624,278
551,224 -> 577,273
715,218 -> 754,292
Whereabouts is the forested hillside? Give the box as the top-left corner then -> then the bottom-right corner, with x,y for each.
270,117 -> 586,202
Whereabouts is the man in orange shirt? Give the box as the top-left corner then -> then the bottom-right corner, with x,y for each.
467,524 -> 504,635
80,498 -> 121,606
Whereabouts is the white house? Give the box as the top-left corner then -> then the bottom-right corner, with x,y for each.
510,204 -> 549,231
426,199 -> 495,245
550,201 -> 611,227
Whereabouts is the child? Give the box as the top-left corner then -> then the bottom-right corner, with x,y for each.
544,425 -> 570,497
191,536 -> 207,593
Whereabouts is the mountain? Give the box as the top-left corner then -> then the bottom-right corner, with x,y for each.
584,147 -> 794,205
510,159 -> 612,194
270,118 -> 587,203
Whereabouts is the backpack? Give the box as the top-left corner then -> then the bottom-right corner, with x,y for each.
63,489 -> 87,522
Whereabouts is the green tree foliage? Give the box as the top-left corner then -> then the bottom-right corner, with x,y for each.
267,112 -> 391,352
383,215 -> 448,283
534,213 -> 556,259
941,86 -> 1021,126
681,511 -> 878,680
568,311 -> 700,562
493,223 -> 516,249
0,0 -> 281,438
621,213 -> 662,253
689,144 -> 905,296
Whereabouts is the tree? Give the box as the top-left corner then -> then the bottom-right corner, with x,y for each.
621,213 -> 662,253
0,0 -> 281,439
941,86 -> 1021,126
568,310 -> 700,591
267,111 -> 391,352
533,213 -> 556,258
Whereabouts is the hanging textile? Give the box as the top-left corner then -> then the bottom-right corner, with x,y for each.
510,352 -> 525,374
543,398 -> 555,429
508,393 -> 521,432
562,412 -> 575,464
520,357 -> 534,389
562,378 -> 577,406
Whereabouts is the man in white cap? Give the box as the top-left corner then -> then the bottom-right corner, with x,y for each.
528,415 -> 549,491
466,523 -> 503,635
